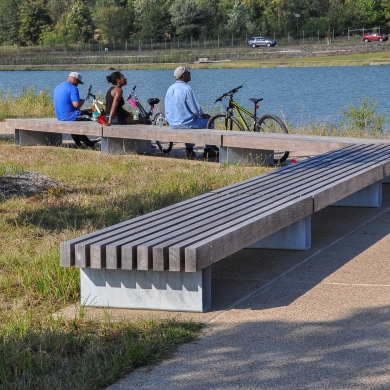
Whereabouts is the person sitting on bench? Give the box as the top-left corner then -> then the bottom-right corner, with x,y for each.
165,66 -> 217,158
54,72 -> 100,148
105,71 -> 148,126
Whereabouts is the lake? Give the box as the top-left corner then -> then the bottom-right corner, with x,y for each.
0,66 -> 388,127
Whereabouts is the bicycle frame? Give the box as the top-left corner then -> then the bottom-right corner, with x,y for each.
230,100 -> 256,131
127,85 -> 156,123
216,85 -> 262,131
85,85 -> 105,115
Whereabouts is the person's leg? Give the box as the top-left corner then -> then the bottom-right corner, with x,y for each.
74,115 -> 100,147
78,135 -> 99,147
189,118 -> 219,156
71,134 -> 82,146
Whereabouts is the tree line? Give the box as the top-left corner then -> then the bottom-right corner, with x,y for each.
0,0 -> 389,46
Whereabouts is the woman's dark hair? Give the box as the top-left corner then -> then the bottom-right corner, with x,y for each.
106,71 -> 122,85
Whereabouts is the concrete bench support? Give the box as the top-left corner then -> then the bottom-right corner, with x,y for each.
331,181 -> 382,208
219,146 -> 274,166
15,129 -> 62,146
101,137 -> 151,154
81,266 -> 211,312
383,175 -> 390,184
246,216 -> 311,250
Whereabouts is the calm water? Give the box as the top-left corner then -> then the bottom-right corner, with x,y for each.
0,66 -> 388,126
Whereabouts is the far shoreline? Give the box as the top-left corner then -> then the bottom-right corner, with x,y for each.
0,43 -> 389,71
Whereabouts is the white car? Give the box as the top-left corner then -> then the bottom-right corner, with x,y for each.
248,37 -> 277,48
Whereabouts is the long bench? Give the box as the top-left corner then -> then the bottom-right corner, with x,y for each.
60,143 -> 390,312
7,118 -> 390,167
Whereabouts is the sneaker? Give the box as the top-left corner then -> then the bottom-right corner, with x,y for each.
186,148 -> 196,157
203,148 -> 218,159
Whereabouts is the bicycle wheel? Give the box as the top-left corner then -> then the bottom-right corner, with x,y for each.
207,113 -> 244,131
256,114 -> 289,164
153,113 -> 173,153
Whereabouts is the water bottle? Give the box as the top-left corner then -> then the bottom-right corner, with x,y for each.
157,115 -> 164,128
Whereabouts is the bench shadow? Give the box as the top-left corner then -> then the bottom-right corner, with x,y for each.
209,184 -> 390,312
8,188 -> 210,232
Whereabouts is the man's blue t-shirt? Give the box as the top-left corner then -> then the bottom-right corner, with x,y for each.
54,81 -> 81,121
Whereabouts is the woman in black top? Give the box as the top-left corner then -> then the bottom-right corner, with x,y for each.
105,71 -> 147,125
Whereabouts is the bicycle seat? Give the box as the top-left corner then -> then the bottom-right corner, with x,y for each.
148,98 -> 160,105
249,98 -> 263,104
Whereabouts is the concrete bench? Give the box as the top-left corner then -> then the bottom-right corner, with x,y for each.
60,143 -> 390,312
7,118 -> 102,146
6,117 -> 390,167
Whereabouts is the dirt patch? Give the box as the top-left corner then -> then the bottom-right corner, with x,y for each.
0,170 -> 60,201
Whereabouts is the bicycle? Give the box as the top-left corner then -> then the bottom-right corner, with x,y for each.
127,85 -> 173,153
207,85 -> 289,164
85,85 -> 106,122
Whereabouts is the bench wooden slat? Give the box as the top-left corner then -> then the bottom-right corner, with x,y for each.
222,131 -> 390,153
122,193 -> 261,270
136,192 -> 280,271
7,118 -> 103,136
313,165 -> 384,211
92,191 -> 244,269
61,191 -> 214,266
211,144 -> 360,195
103,126 -> 225,145
184,198 -> 313,272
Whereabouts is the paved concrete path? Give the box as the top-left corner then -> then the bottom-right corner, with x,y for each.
102,183 -> 390,390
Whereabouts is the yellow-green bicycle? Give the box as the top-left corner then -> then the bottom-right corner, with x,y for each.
207,85 -> 289,164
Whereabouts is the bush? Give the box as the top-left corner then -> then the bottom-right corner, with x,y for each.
339,95 -> 389,138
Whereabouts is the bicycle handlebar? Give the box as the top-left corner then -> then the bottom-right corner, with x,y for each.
127,85 -> 137,101
214,85 -> 243,103
85,85 -> 96,100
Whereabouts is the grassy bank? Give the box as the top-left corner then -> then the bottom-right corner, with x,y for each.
0,141 -> 270,389
1,42 -> 390,71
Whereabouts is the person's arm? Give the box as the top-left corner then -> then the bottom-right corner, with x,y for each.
185,89 -> 207,118
70,86 -> 84,109
72,99 -> 84,109
106,88 -> 123,126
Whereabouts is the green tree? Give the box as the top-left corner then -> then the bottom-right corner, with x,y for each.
226,0 -> 253,36
137,0 -> 173,41
169,0 -> 204,39
19,0 -> 52,45
356,0 -> 384,26
65,1 -> 92,42
47,0 -> 73,25
0,0 -> 21,43
96,5 -> 132,41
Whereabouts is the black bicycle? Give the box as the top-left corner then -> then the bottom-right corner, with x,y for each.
127,86 -> 173,153
207,85 -> 289,164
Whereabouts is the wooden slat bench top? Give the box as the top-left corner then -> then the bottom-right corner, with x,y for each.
61,143 -> 390,273
103,126 -> 225,144
8,117 -> 390,154
222,131 -> 390,153
7,118 -> 102,136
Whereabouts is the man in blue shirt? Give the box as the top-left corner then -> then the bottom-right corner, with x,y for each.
54,72 -> 100,148
165,66 -> 217,158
